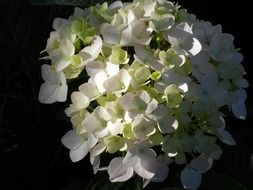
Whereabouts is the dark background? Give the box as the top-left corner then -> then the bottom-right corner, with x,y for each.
0,0 -> 252,189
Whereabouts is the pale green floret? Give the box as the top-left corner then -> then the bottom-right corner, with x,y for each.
109,47 -> 129,64
164,84 -> 183,108
104,135 -> 125,153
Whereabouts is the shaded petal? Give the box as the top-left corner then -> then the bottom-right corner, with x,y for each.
93,106 -> 111,121
189,154 -> 213,173
90,156 -> 100,174
180,166 -> 202,190
151,156 -> 169,182
108,157 -> 134,182
79,35 -> 103,67
90,142 -> 107,157
60,39 -> 75,57
55,59 -> 70,71
79,83 -> 99,100
71,91 -> 90,110
134,156 -> 156,179
82,114 -> 102,133
123,150 -> 138,167
56,84 -> 68,102
53,18 -> 68,31
86,61 -> 105,76
61,130 -> 83,150
85,133 -> 98,148
38,83 -> 58,104
70,142 -> 89,162
146,99 -> 158,114
232,89 -> 247,120
41,64 -> 58,83
216,128 -> 236,145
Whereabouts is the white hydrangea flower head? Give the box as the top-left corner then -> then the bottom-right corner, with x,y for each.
38,0 -> 249,189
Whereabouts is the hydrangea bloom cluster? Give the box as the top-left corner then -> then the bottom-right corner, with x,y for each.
38,0 -> 248,189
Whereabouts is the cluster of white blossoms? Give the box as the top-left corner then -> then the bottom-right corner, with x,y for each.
38,0 -> 249,189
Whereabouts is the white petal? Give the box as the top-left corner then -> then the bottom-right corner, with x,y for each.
132,118 -> 156,139
85,133 -> 98,148
38,83 -> 58,104
118,69 -> 131,91
138,90 -> 151,104
103,69 -> 131,94
146,99 -> 158,114
90,142 -> 107,157
58,70 -> 67,85
90,156 -> 100,174
94,71 -> 108,93
82,114 -> 102,133
107,120 -> 122,135
121,25 -> 132,45
177,22 -> 193,34
165,22 -> 202,57
41,64 -> 58,83
93,106 -> 111,121
178,83 -> 188,93
79,35 -> 102,67
86,61 -> 105,76
61,130 -> 83,150
60,39 -> 75,57
188,38 -> 202,57
134,157 -> 156,179
56,84 -> 68,102
55,59 -> 71,71
94,127 -> 109,138
84,35 -> 102,56
119,93 -> 138,111
101,24 -> 124,45
71,91 -> 90,110
109,1 -> 123,10
70,142 -> 89,162
108,157 -> 134,182
134,45 -> 164,71
79,83 -> 99,100
123,150 -> 138,167
180,166 -> 202,190
105,62 -> 120,76
103,76 -> 123,93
